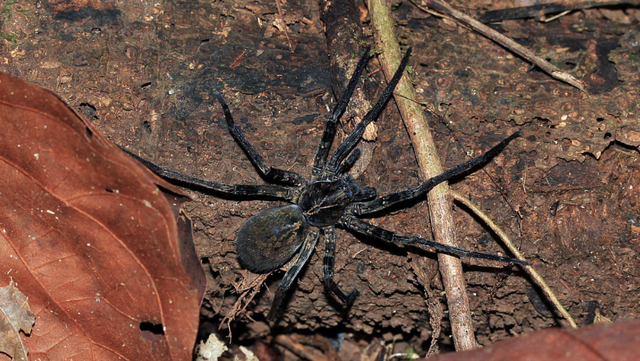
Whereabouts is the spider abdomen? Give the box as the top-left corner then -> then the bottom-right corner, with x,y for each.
299,179 -> 354,227
236,205 -> 309,273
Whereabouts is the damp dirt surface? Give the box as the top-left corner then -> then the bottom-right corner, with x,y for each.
1,0 -> 639,359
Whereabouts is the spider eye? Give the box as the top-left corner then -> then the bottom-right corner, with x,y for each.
236,205 -> 309,273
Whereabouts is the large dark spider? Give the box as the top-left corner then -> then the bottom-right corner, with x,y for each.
127,47 -> 528,321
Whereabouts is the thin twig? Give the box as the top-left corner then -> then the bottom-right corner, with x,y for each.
368,0 -> 477,351
274,335 -> 331,361
220,272 -> 269,338
274,0 -> 295,53
542,10 -> 572,23
413,0 -> 588,93
475,0 -> 639,23
451,191 -> 578,329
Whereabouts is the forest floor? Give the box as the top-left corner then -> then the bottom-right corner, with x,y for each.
1,0 -> 638,359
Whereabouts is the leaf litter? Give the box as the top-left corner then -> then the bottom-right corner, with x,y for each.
0,281 -> 34,361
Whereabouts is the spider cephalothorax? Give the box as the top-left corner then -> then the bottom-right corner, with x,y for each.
127,46 -> 528,321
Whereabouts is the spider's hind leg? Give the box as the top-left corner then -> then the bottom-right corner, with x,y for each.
268,230 -> 321,321
321,227 -> 360,308
339,215 -> 530,266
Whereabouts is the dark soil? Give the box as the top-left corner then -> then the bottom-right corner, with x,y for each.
1,0 -> 639,359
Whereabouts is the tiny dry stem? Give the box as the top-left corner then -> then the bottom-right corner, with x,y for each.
451,191 -> 578,328
274,335 -> 331,361
476,0 -> 637,23
414,0 -> 587,93
368,0 -> 476,350
274,0 -> 294,53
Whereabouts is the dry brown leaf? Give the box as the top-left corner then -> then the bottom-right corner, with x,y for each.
426,318 -> 640,361
0,281 -> 34,361
0,73 -> 205,360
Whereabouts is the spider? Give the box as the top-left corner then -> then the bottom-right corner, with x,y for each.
126,46 -> 528,321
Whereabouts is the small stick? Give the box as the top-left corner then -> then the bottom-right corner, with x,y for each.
475,0 -> 638,23
451,191 -> 578,328
274,335 -> 331,361
413,0 -> 588,93
274,0 -> 295,53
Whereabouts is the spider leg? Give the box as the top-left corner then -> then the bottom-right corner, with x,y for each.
268,230 -> 320,321
321,227 -> 359,306
339,215 -> 530,266
312,46 -> 371,178
325,47 -> 412,174
122,148 -> 293,199
335,148 -> 361,175
215,92 -> 306,187
335,153 -> 378,201
352,131 -> 521,215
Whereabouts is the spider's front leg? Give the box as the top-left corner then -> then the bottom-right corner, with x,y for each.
312,46 -> 371,178
339,215 -> 530,265
215,92 -> 306,187
320,227 -> 359,307
325,47 -> 412,174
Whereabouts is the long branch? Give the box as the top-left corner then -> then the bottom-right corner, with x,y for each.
367,0 -> 477,350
